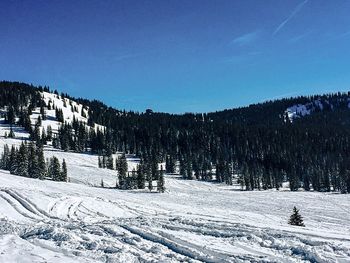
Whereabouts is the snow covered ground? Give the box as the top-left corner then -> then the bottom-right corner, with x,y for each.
0,148 -> 350,262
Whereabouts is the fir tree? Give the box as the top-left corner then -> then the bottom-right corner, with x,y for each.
46,125 -> 52,141
50,157 -> 61,181
136,163 -> 145,189
8,128 -> 15,138
106,155 -> 114,170
116,154 -> 128,189
157,169 -> 165,193
17,142 -> 29,177
98,156 -> 103,168
9,146 -> 18,174
37,146 -> 46,180
148,174 -> 153,192
61,159 -> 68,182
0,144 -> 10,170
288,206 -> 305,227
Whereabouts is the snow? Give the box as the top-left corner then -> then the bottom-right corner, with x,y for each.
29,92 -> 106,136
0,93 -> 349,262
285,104 -> 311,122
0,161 -> 350,262
284,98 -> 344,122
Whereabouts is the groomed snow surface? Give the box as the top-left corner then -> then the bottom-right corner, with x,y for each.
1,147 -> 350,263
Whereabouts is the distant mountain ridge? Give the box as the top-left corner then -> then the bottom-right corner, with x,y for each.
1,80 -> 350,193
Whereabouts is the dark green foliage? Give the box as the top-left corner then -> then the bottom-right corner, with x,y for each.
288,207 -> 305,227
61,159 -> 68,182
17,142 -> 29,177
157,166 -> 165,193
0,144 -> 10,170
0,143 -> 65,182
106,155 -> 114,170
8,128 -> 15,138
55,108 -> 64,122
49,156 -> 61,181
137,162 -> 146,189
2,81 -> 350,193
116,154 -> 128,189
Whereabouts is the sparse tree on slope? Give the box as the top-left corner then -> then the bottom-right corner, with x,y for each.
61,159 -> 68,182
288,206 -> 305,227
157,167 -> 165,193
136,162 -> 145,189
50,156 -> 61,181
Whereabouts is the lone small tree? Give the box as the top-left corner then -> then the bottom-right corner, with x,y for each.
288,206 -> 305,227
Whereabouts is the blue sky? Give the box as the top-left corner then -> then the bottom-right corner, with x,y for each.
1,0 -> 350,113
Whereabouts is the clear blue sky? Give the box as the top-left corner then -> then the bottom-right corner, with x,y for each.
1,0 -> 350,113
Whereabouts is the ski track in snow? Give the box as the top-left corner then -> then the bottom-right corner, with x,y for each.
1,175 -> 350,263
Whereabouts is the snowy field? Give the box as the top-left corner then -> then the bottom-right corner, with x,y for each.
0,95 -> 350,262
0,149 -> 350,262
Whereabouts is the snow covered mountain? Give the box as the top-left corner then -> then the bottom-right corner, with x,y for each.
284,96 -> 350,122
1,82 -> 350,262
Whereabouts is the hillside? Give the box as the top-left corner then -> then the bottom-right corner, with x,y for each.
1,81 -> 350,262
2,81 -> 350,193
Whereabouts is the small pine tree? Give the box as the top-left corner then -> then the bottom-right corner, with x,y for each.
157,171 -> 165,193
61,159 -> 68,182
288,206 -> 305,227
9,146 -> 18,174
47,125 -> 52,141
136,163 -> 145,189
17,142 -> 29,177
8,128 -> 15,138
106,155 -> 114,170
117,154 -> 128,189
37,146 -> 46,179
148,174 -> 153,192
98,156 -> 102,168
50,157 -> 61,181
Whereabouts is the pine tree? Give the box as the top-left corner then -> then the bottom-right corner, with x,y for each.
46,125 -> 52,141
9,146 -> 18,174
148,173 -> 153,192
40,105 -> 46,120
106,155 -> 114,170
136,163 -> 145,189
157,167 -> 165,193
288,206 -> 305,227
8,128 -> 15,138
116,154 -> 128,189
17,142 -> 29,177
50,157 -> 61,181
0,144 -> 10,170
61,159 -> 68,182
98,156 -> 103,168
37,145 -> 46,179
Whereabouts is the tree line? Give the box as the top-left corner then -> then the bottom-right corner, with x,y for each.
98,153 -> 165,192
0,143 -> 67,182
1,81 -> 350,193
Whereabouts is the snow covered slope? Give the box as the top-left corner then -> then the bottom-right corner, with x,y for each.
1,92 -> 350,262
29,91 -> 105,136
0,157 -> 350,262
285,99 -> 332,122
284,96 -> 350,122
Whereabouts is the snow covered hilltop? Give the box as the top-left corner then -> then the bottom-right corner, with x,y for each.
0,81 -> 350,262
